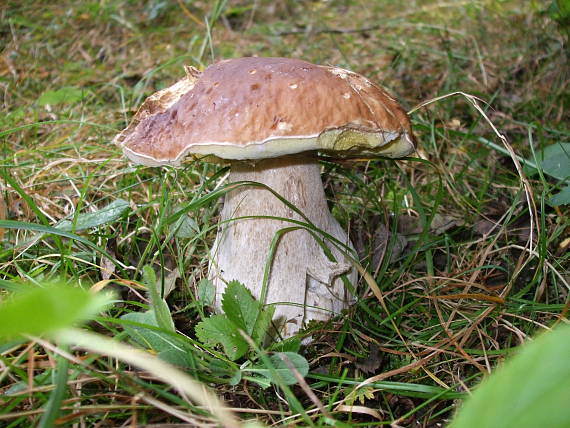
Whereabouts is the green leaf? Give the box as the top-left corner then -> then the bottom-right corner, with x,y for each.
245,352 -> 309,386
121,311 -> 174,352
56,199 -> 130,232
251,304 -> 275,344
549,184 -> 570,206
450,324 -> 570,428
268,336 -> 302,353
38,346 -> 70,428
195,315 -> 248,361
171,214 -> 199,239
525,142 -> 570,180
121,311 -> 159,347
197,278 -> 216,306
221,280 -> 259,334
158,348 -> 196,368
0,283 -> 113,341
0,220 -> 120,266
142,265 -> 175,333
209,359 -> 242,384
196,281 -> 275,360
221,280 -> 274,343
344,385 -> 376,406
37,87 -> 86,106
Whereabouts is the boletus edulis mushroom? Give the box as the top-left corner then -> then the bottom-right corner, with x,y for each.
114,57 -> 415,337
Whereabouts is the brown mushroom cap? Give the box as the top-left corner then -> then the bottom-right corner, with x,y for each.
114,57 -> 415,166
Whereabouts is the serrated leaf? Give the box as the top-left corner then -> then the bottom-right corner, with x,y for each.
221,280 -> 274,343
0,283 -> 113,341
195,315 -> 248,361
56,199 -> 130,232
38,86 -> 85,106
245,352 -> 309,386
450,324 -> 570,428
221,280 -> 259,334
345,385 -> 376,406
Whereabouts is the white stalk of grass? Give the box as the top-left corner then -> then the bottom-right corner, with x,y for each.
408,91 -> 538,253
54,328 -> 241,428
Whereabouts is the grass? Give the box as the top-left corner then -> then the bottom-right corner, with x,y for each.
1,0 -> 569,426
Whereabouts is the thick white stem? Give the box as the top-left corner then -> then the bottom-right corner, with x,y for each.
209,156 -> 357,337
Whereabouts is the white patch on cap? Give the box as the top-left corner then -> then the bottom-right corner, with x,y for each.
277,121 -> 293,132
289,83 -> 298,89
329,68 -> 348,79
343,92 -> 351,99
249,69 -> 257,74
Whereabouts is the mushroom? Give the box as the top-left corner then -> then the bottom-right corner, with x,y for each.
114,57 -> 415,337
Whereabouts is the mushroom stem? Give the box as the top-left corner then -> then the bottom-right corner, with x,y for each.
209,155 -> 356,337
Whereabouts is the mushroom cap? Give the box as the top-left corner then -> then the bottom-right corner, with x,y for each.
114,57 -> 415,166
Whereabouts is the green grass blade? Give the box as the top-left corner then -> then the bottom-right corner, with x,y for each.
37,346 -> 70,428
0,220 -> 122,267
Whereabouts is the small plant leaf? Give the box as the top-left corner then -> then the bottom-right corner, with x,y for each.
525,142 -> 570,180
158,348 -> 196,368
209,359 -> 242,384
120,311 -> 185,353
196,280 -> 275,360
449,324 -> 570,428
549,184 -> 570,206
245,352 -> 309,386
221,280 -> 259,334
197,278 -> 216,307
172,214 -> 199,239
56,199 -> 130,232
37,86 -> 86,106
344,385 -> 376,406
195,315 -> 248,361
221,280 -> 274,343
121,311 -> 161,349
251,304 -> 275,344
0,282 -> 112,341
268,336 -> 302,353
142,265 -> 175,332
